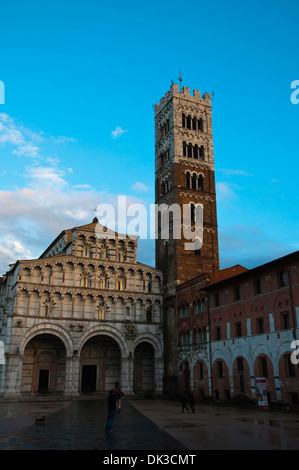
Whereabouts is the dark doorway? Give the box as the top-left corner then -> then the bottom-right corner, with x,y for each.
38,369 -> 49,393
81,365 -> 97,392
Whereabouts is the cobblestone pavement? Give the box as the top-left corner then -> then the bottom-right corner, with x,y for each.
0,397 -> 299,451
0,398 -> 186,450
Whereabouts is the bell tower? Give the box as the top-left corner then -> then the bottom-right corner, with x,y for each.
154,82 -> 219,395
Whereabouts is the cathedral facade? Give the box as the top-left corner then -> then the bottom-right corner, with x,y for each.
0,219 -> 164,397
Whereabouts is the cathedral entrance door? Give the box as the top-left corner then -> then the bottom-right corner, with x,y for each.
81,365 -> 97,393
38,369 -> 49,393
133,342 -> 154,394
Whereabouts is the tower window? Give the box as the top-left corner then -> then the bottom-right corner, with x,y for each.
192,117 -> 197,130
192,173 -> 197,189
193,144 -> 198,159
190,203 -> 195,222
187,115 -> 191,129
198,118 -> 203,131
183,141 -> 187,157
186,172 -> 191,188
198,174 -> 203,191
188,143 -> 192,158
182,113 -> 186,127
200,145 -> 205,160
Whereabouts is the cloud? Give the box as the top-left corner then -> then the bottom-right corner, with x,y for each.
25,165 -> 68,188
111,126 -> 127,139
0,113 -> 42,158
0,113 -> 77,160
216,182 -> 238,202
218,224 -> 295,270
51,136 -> 77,144
132,181 -> 151,193
218,168 -> 253,177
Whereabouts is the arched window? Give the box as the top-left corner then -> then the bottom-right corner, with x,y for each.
188,143 -> 193,158
192,117 -> 197,130
187,115 -> 191,129
198,118 -> 203,131
183,141 -> 187,157
186,172 -> 191,188
200,145 -> 205,160
198,174 -> 203,191
192,173 -> 197,190
146,309 -> 152,323
182,113 -> 186,127
193,144 -> 198,159
190,203 -> 196,222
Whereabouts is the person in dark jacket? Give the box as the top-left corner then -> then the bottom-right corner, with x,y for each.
180,392 -> 189,413
105,388 -> 124,434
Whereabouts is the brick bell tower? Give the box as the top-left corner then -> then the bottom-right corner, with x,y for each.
154,82 -> 219,395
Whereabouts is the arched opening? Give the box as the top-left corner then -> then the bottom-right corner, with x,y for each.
21,333 -> 67,394
80,335 -> 121,393
134,342 -> 154,395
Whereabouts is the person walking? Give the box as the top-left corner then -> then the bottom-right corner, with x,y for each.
105,388 -> 124,434
180,392 -> 189,413
189,391 -> 195,413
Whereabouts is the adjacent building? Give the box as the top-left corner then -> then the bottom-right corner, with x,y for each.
177,251 -> 299,406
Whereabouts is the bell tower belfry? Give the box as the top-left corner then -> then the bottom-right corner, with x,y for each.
154,82 -> 219,395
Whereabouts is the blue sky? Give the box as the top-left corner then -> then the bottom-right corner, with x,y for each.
0,0 -> 298,274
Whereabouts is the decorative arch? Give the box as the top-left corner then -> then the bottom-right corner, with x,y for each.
19,323 -> 73,357
77,325 -> 128,358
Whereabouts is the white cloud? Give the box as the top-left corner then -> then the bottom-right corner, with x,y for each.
0,113 -> 42,158
216,182 -> 237,202
51,136 -> 77,144
218,168 -> 253,177
111,126 -> 127,139
25,166 -> 68,188
132,181 -> 151,192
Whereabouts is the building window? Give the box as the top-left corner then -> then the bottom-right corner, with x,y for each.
188,143 -> 193,158
255,278 -> 262,295
215,326 -> 221,340
193,144 -> 198,159
198,118 -> 204,132
146,309 -> 152,323
187,115 -> 191,129
282,311 -> 290,329
279,270 -> 287,287
183,141 -> 187,157
182,113 -> 186,127
235,322 -> 242,337
235,286 -> 240,301
257,317 -> 264,334
215,293 -> 220,307
198,174 -> 203,191
199,145 -> 205,160
186,172 -> 191,188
